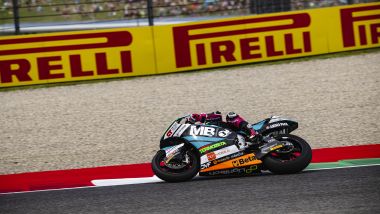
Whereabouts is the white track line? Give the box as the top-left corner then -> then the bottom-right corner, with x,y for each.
91,175 -> 164,186
0,185 -> 98,195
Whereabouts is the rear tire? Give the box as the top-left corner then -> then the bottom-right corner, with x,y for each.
152,149 -> 200,182
263,134 -> 312,174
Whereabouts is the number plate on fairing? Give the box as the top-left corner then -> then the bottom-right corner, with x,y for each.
164,123 -> 190,139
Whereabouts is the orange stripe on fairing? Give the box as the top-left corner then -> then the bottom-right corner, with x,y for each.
200,154 -> 262,172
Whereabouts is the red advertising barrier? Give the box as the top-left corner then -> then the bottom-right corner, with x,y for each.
1,3 -> 379,87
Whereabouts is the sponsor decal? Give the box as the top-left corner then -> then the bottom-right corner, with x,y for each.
270,145 -> 284,151
166,130 -> 173,137
173,13 -> 312,68
200,153 -> 260,173
173,124 -> 191,137
230,152 -> 244,159
212,152 -> 244,165
214,148 -> 231,156
164,122 -> 181,139
0,31 -> 133,85
266,122 -> 289,129
212,156 -> 231,165
207,165 -> 259,176
216,146 -> 239,157
200,145 -> 240,164
207,152 -> 216,161
189,126 -> 230,138
199,141 -> 227,154
201,162 -> 211,170
244,165 -> 259,174
340,4 -> 380,48
218,129 -> 231,138
232,155 -> 257,167
190,126 -> 216,137
213,160 -> 221,165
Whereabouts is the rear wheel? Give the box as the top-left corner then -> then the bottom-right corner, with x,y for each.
263,134 -> 312,174
151,148 -> 200,182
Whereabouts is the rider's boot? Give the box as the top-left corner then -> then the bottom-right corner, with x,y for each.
247,133 -> 262,150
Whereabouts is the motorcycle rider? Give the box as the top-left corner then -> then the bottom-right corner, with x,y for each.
186,111 -> 260,148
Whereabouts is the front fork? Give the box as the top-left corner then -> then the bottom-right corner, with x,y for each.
162,143 -> 193,170
163,143 -> 185,164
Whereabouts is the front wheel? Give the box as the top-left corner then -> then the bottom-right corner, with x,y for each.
263,134 -> 312,174
151,148 -> 200,182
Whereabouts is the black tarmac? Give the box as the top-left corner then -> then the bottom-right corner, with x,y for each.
1,166 -> 380,214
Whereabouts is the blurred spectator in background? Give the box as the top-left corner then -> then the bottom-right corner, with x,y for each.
1,0 -> 12,12
1,0 -> 376,24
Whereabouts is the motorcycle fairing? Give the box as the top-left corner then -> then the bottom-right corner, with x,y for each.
163,123 -> 191,140
168,124 -> 237,150
200,153 -> 262,173
161,122 -> 268,174
251,116 -> 298,135
161,123 -> 239,158
269,116 -> 293,123
251,120 -> 266,131
183,136 -> 226,149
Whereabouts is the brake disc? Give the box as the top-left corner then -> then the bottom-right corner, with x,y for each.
164,153 -> 190,169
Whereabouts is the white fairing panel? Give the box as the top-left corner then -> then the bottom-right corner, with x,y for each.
200,145 -> 240,164
269,116 -> 293,123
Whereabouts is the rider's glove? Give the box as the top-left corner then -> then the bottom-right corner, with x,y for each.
185,114 -> 194,124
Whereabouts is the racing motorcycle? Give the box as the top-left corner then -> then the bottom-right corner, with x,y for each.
152,115 -> 312,182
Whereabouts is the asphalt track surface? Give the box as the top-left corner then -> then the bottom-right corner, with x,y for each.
1,166 -> 379,214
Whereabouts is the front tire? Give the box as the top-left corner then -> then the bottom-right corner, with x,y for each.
151,149 -> 200,182
263,134 -> 312,174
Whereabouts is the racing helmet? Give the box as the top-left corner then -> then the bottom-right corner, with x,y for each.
226,112 -> 238,121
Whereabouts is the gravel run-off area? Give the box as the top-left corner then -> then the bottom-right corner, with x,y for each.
1,51 -> 379,174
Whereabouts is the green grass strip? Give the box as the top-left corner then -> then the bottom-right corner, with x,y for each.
306,158 -> 380,170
